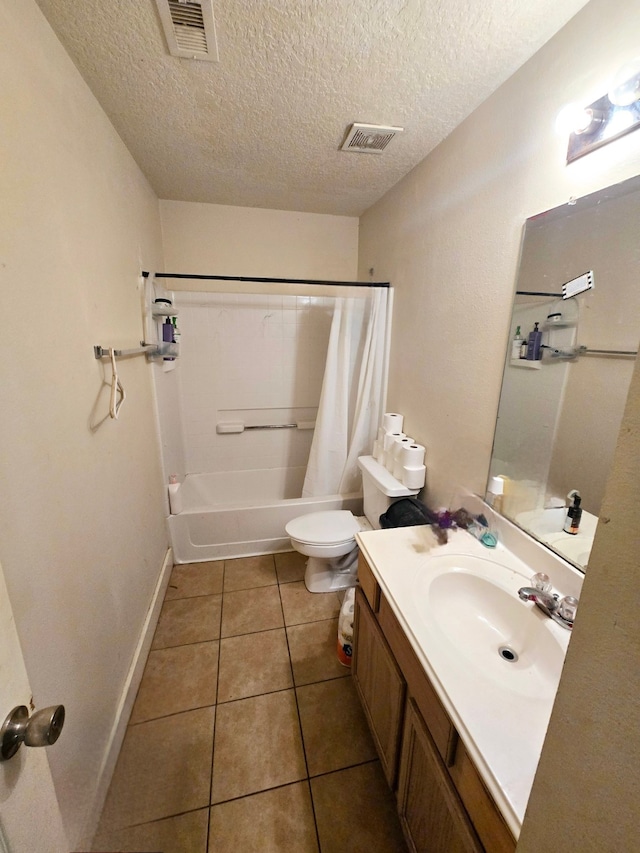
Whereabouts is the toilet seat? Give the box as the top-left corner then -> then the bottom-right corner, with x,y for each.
285,510 -> 360,547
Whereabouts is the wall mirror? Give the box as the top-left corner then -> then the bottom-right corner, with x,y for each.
488,174 -> 640,572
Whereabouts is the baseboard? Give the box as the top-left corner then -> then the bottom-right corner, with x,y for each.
77,547 -> 174,849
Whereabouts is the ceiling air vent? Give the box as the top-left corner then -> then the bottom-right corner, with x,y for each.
155,0 -> 219,62
341,123 -> 404,154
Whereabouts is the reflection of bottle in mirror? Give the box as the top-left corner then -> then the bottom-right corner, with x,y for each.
563,495 -> 582,534
511,326 -> 523,360
526,322 -> 542,360
487,475 -> 505,512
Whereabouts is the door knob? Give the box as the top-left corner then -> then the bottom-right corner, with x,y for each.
0,704 -> 65,761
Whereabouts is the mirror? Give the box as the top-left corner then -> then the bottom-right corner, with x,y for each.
488,175 -> 640,571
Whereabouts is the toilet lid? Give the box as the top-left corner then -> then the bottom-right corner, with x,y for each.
286,511 -> 359,546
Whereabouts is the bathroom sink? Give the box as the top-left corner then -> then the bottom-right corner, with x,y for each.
412,554 -> 565,699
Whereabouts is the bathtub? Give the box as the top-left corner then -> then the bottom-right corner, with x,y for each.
167,468 -> 363,563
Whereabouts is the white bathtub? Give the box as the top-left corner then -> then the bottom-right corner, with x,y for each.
167,468 -> 363,563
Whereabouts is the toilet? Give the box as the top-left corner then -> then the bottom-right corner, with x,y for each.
285,455 -> 421,593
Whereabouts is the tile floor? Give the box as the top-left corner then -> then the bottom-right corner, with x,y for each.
92,552 -> 407,853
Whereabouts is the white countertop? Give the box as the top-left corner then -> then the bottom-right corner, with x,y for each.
355,522 -> 581,840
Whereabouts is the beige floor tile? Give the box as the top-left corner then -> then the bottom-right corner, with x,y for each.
211,690 -> 306,803
92,808 -> 209,853
287,618 -> 349,686
280,581 -> 341,626
164,561 -> 224,600
220,585 -> 284,638
98,707 -> 215,831
297,677 -> 377,776
130,641 -> 219,723
208,782 -> 319,852
311,762 -> 407,853
274,550 -> 307,584
217,628 -> 292,703
152,594 -> 222,649
223,554 -> 277,591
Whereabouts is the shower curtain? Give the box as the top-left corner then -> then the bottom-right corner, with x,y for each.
302,288 -> 389,497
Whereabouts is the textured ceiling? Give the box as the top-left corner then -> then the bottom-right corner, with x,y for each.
35,0 -> 588,216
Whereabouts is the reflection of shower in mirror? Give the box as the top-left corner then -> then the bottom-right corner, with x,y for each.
488,174 -> 640,573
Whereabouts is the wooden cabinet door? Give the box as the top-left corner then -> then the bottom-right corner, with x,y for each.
352,587 -> 406,787
397,699 -> 483,853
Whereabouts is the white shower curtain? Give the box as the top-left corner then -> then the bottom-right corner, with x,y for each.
302,288 -> 389,497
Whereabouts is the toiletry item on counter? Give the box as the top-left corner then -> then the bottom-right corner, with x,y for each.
511,326 -> 524,360
171,317 -> 181,346
168,474 -> 182,515
563,493 -> 582,534
526,322 -> 543,360
519,337 -> 528,359
486,475 -> 505,512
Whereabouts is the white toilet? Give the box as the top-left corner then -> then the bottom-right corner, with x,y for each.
285,455 -> 421,593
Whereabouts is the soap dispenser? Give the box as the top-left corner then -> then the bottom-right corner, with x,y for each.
526,322 -> 543,360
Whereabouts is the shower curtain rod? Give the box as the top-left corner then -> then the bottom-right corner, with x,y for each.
142,271 -> 390,288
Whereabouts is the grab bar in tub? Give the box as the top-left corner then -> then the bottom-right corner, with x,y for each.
217,421 -> 315,434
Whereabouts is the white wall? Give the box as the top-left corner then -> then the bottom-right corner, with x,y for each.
358,0 -> 640,510
0,0 -> 167,846
175,290 -> 332,477
359,0 -> 640,847
160,200 -> 359,280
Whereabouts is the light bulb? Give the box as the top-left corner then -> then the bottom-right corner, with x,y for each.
608,57 -> 640,107
556,103 -> 595,136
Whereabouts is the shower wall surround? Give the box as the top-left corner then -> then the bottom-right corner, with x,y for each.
175,290 -> 334,475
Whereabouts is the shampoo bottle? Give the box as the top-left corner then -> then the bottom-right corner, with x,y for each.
526,322 -> 542,360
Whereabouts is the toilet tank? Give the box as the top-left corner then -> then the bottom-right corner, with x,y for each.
357,456 -> 420,529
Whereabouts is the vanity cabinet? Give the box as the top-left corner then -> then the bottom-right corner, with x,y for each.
352,582 -> 406,786
353,555 -> 516,853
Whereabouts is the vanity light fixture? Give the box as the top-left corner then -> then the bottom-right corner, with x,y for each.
561,58 -> 640,163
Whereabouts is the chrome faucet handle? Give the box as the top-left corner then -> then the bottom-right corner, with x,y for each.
530,572 -> 552,592
557,595 -> 579,625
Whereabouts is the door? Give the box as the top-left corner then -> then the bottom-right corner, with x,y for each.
0,559 -> 67,853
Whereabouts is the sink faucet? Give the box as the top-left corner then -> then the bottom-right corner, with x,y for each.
517,587 -> 577,630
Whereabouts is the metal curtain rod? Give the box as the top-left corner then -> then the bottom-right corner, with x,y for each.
142,271 -> 390,288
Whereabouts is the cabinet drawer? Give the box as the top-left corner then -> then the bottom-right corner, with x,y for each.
449,741 -> 516,853
378,594 -> 458,767
358,553 -> 380,612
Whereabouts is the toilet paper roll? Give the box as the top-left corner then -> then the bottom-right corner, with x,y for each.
383,431 -> 404,452
382,413 -> 404,434
372,439 -> 381,461
386,434 -> 406,471
403,464 -> 426,490
401,443 -> 426,468
392,437 -> 414,478
377,426 -> 387,443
